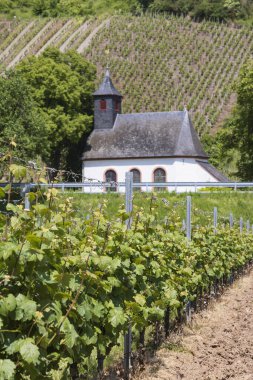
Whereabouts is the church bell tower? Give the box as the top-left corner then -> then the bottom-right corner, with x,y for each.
93,68 -> 123,130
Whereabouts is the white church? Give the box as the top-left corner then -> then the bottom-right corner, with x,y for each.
82,69 -> 228,192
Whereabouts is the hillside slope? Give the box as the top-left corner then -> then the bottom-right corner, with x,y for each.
84,15 -> 253,135
0,15 -> 253,135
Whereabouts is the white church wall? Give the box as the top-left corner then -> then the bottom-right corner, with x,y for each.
82,157 -> 218,193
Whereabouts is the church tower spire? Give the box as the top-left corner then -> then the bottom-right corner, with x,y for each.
93,68 -> 123,130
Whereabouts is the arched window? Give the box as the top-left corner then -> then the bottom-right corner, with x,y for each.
130,168 -> 141,191
100,99 -> 106,111
105,170 -> 117,192
154,168 -> 166,191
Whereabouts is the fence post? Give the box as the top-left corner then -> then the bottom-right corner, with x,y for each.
125,172 -> 133,228
186,196 -> 191,241
124,172 -> 133,380
229,213 -> 233,228
213,207 -> 218,234
240,217 -> 243,234
23,184 -> 31,211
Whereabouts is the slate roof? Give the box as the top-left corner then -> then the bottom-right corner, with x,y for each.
83,110 -> 208,160
93,69 -> 122,97
196,160 -> 230,182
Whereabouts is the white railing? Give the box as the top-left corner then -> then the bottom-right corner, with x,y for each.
6,181 -> 253,193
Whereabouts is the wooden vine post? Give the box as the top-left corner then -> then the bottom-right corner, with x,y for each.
124,172 -> 133,380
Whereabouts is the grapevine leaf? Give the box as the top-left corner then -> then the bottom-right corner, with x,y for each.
0,187 -> 5,198
15,294 -> 37,321
6,203 -> 17,212
6,338 -> 32,354
0,294 -> 16,316
135,264 -> 145,275
9,164 -> 26,180
26,233 -> 42,248
108,307 -> 126,328
33,204 -> 51,217
5,294 -> 16,312
92,302 -> 105,318
0,243 -> 17,261
77,302 -> 92,320
28,192 -> 37,202
39,177 -> 47,184
60,319 -> 78,348
0,359 -> 15,379
20,341 -> 40,364
134,294 -> 146,306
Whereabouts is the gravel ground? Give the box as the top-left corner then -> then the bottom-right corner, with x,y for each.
137,272 -> 253,380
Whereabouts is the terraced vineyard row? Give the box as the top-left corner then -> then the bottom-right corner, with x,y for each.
85,15 -> 253,135
0,15 -> 252,135
0,17 -> 102,70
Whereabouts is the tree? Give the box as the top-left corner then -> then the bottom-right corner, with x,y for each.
233,59 -> 253,180
224,0 -> 241,18
148,0 -> 243,20
15,48 -> 96,172
0,73 -> 49,164
215,59 -> 253,180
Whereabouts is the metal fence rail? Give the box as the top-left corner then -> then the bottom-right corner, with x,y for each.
4,181 -> 253,192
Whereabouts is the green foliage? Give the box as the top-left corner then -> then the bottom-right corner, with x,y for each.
64,191 -> 253,224
0,162 -> 253,376
234,60 -> 253,179
216,59 -> 253,180
0,359 -> 15,380
0,0 -> 139,18
147,0 -> 251,20
0,0 -> 252,19
15,47 -> 96,171
0,73 -> 49,163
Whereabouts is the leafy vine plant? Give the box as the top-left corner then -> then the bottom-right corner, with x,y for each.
1,143 -> 253,378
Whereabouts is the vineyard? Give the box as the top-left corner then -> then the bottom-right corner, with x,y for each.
0,15 -> 253,135
1,159 -> 253,378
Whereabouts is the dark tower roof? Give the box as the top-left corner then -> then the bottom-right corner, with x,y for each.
93,69 -> 123,97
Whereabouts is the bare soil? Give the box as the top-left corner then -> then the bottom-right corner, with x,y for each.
137,272 -> 253,380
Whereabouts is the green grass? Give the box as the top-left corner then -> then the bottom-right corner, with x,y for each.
62,191 -> 253,226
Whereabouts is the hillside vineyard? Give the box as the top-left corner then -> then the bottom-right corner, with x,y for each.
0,14 -> 253,135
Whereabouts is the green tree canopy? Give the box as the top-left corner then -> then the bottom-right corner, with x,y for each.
210,59 -> 253,180
0,73 -> 48,164
148,0 -> 247,20
15,48 -> 96,172
234,59 -> 253,180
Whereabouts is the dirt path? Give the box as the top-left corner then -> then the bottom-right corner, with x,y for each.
138,272 -> 253,380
